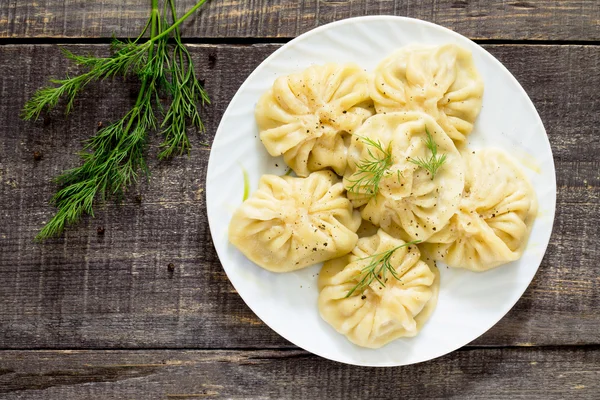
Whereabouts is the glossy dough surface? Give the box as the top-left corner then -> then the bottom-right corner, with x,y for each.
344,112 -> 464,242
225,41 -> 542,352
370,44 -> 484,142
318,229 -> 439,348
422,149 -> 538,271
256,63 -> 373,177
228,171 -> 361,272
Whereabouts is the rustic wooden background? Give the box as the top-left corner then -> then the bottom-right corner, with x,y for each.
1,1 -> 599,399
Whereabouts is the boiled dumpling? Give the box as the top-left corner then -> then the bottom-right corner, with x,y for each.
422,148 -> 538,271
228,171 -> 361,272
370,44 -> 484,142
318,229 -> 439,348
256,63 -> 373,177
344,112 -> 464,242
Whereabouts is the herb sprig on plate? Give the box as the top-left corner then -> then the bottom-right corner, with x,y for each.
409,127 -> 447,180
346,136 -> 396,198
345,240 -> 421,298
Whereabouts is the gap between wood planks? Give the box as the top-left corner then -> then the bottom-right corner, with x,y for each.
1,347 -> 598,399
0,37 -> 599,46
1,345 -> 600,353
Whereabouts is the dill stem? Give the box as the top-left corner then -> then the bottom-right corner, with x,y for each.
151,0 -> 208,43
124,1 -> 158,135
168,0 -> 186,70
168,0 -> 179,34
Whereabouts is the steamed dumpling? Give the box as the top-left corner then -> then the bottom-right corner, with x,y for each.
256,63 -> 373,177
344,112 -> 464,242
370,44 -> 484,142
228,171 -> 361,272
422,148 -> 538,271
318,229 -> 439,348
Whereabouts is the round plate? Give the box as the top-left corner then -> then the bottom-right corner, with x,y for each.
206,16 -> 556,366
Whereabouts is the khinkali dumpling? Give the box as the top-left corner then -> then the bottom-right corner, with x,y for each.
256,63 -> 373,177
344,112 -> 464,242
228,171 -> 361,272
370,44 -> 484,142
318,229 -> 439,348
422,148 -> 538,271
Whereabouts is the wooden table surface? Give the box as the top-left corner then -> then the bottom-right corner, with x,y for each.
1,1 -> 599,399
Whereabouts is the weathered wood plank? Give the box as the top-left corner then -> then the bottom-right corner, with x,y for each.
0,44 -> 598,349
1,0 -> 599,41
0,348 -> 598,399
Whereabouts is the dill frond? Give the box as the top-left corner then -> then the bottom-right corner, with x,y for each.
347,136 -> 394,198
158,3 -> 210,159
409,127 -> 447,180
24,0 -> 210,240
345,240 -> 422,298
22,43 -> 152,122
36,106 -> 153,241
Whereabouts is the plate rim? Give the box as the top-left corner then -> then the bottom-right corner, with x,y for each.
206,15 -> 557,367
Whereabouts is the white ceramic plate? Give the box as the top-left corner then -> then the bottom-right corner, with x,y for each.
206,16 -> 556,367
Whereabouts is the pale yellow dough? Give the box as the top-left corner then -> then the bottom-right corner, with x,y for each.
318,229 -> 439,349
228,171 -> 361,272
256,63 -> 373,177
422,148 -> 538,271
370,44 -> 484,142
344,111 -> 464,242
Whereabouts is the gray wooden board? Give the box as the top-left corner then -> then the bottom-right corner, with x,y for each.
1,0 -> 599,41
0,348 -> 599,399
0,44 -> 599,350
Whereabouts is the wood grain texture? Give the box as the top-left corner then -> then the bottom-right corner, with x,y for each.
0,348 -> 598,399
1,0 -> 599,41
0,44 -> 598,350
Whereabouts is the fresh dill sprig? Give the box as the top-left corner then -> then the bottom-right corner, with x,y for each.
409,127 -> 447,180
158,0 -> 210,159
21,44 -> 151,121
345,240 -> 422,298
38,109 -> 152,240
347,136 -> 394,198
22,0 -> 210,240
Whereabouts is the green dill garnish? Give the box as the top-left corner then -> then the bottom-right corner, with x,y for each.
409,127 -> 447,180
347,136 -> 394,198
345,240 -> 422,298
242,167 -> 250,202
22,0 -> 210,240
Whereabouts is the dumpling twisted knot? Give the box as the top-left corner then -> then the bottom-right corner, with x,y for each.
422,149 -> 538,271
370,44 -> 484,143
318,229 -> 439,348
256,63 -> 374,177
229,171 -> 361,272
